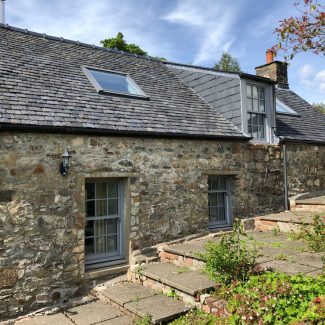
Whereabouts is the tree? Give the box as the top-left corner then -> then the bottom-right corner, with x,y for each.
100,32 -> 147,56
214,52 -> 241,72
313,102 -> 325,115
272,0 -> 325,60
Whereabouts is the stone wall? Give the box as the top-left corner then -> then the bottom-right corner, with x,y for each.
0,132 -> 284,319
286,143 -> 325,196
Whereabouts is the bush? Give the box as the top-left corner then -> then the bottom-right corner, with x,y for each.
200,219 -> 259,284
215,272 -> 325,324
169,309 -> 218,325
300,214 -> 325,253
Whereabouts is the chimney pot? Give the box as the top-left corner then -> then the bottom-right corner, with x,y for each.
266,49 -> 274,64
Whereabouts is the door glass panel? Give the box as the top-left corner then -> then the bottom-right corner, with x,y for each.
208,193 -> 217,206
85,181 -> 123,266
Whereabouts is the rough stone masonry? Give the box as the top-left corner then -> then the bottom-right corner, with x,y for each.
0,131 -> 324,319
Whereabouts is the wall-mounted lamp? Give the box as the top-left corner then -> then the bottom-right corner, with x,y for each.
59,149 -> 71,176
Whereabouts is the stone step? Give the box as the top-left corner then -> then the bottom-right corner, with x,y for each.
134,262 -> 216,306
92,282 -> 191,324
291,204 -> 325,212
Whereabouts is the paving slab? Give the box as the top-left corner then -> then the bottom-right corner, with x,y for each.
260,260 -> 318,275
98,282 -> 157,306
125,293 -> 191,324
142,262 -> 215,295
65,301 -> 123,325
15,313 -> 73,325
95,315 -> 133,325
257,211 -> 314,224
289,252 -> 324,269
164,241 -> 206,259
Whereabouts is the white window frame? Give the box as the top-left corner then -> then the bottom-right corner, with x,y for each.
241,79 -> 275,143
82,66 -> 148,99
276,99 -> 299,116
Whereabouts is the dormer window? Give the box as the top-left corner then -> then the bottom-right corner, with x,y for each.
247,84 -> 266,140
83,67 -> 147,98
276,99 -> 299,116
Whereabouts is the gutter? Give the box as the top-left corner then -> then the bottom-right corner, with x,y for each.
280,137 -> 289,210
0,123 -> 252,142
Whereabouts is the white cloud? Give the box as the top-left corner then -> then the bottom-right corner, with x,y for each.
6,0 -> 174,59
163,0 -> 239,65
297,64 -> 325,95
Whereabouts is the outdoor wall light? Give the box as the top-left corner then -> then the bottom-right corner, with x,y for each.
59,149 -> 71,176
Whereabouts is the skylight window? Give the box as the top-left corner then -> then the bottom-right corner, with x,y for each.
276,99 -> 299,116
83,67 -> 147,98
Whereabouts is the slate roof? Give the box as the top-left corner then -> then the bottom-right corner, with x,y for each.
0,25 -> 248,140
276,87 -> 325,144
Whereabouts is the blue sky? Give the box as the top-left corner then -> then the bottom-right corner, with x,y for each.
5,0 -> 325,103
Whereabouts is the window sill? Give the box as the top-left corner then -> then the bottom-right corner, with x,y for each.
85,263 -> 129,280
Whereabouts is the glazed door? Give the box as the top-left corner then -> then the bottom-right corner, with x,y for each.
85,180 -> 125,269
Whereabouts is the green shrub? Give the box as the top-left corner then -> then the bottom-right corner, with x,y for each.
300,214 -> 325,253
215,272 -> 325,324
200,219 -> 258,284
169,309 -> 218,325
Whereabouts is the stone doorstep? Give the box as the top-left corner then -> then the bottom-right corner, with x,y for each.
291,205 -> 325,212
92,282 -> 191,324
137,262 -> 216,297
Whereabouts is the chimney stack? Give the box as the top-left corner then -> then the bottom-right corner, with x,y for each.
255,49 -> 289,89
0,0 -> 5,24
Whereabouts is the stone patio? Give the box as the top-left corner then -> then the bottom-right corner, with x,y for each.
3,231 -> 324,325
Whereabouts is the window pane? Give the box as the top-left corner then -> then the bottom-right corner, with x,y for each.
218,207 -> 226,221
107,219 -> 118,234
85,220 -> 94,237
96,182 -> 107,199
107,235 -> 117,252
217,192 -> 226,206
259,87 -> 265,100
253,124 -> 258,138
108,199 -> 118,215
218,178 -> 226,191
85,237 -> 94,255
247,85 -> 252,97
96,200 -> 107,217
253,99 -> 259,111
209,193 -> 217,206
96,236 -> 106,254
86,201 -> 95,217
96,219 -> 106,236
86,183 -> 95,200
247,98 -> 253,110
88,69 -> 142,95
108,182 -> 118,198
259,100 -> 265,112
252,86 -> 258,98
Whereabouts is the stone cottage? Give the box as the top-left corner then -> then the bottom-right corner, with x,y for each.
0,25 -> 324,319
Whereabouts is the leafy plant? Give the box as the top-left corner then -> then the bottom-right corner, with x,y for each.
166,289 -> 179,299
169,308 -> 218,325
213,272 -> 325,324
291,214 -> 325,253
200,219 -> 259,284
134,313 -> 152,325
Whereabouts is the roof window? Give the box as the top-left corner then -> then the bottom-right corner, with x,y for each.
83,67 -> 147,98
276,99 -> 299,116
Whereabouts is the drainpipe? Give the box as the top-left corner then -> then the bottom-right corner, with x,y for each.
0,0 -> 5,24
281,139 -> 289,210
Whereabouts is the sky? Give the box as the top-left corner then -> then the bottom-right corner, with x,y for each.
5,0 -> 325,103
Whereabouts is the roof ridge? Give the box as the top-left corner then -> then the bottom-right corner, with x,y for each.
0,23 -> 163,63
